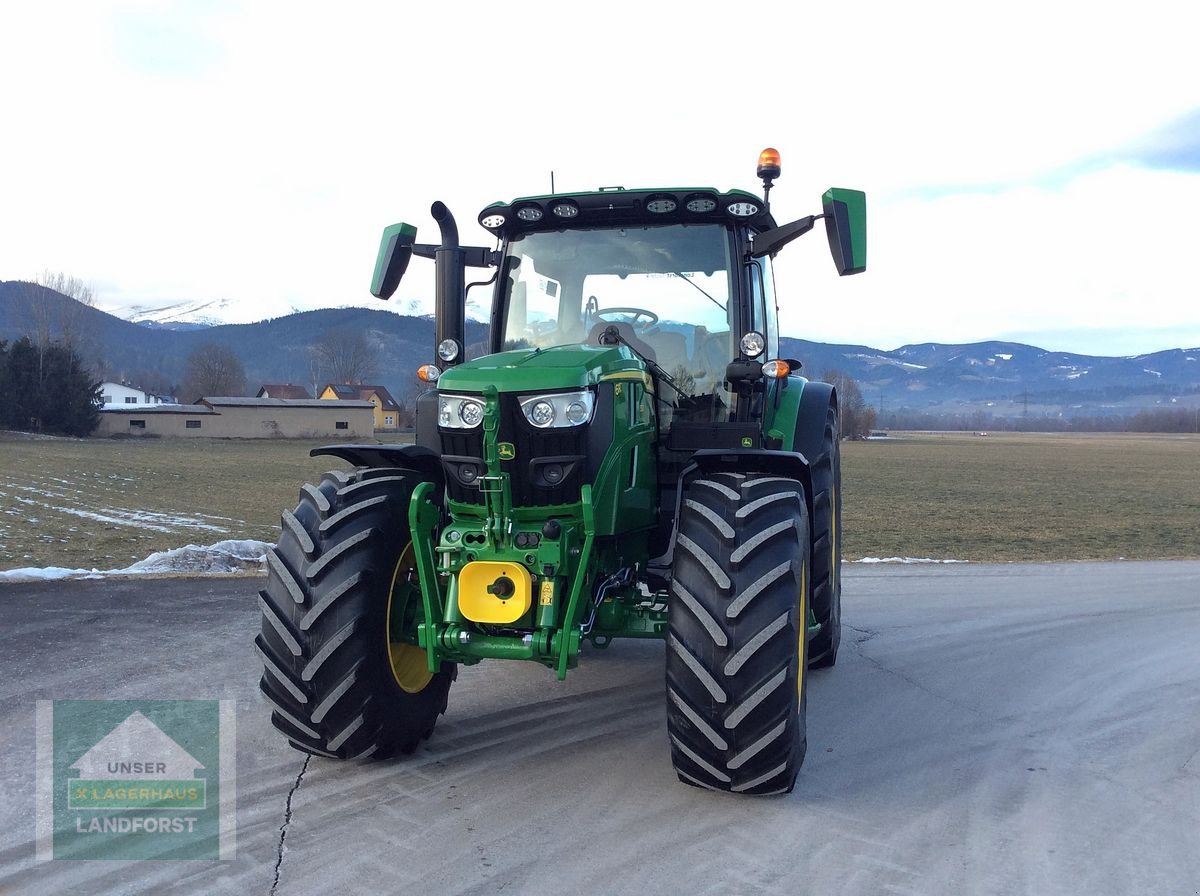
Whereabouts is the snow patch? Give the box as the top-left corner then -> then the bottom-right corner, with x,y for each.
0,539 -> 271,582
0,494 -> 228,534
995,353 -> 1013,361
854,557 -> 968,564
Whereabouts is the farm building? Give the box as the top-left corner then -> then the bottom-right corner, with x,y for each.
257,383 -> 313,399
95,397 -> 375,439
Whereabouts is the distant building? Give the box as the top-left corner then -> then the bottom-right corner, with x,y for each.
257,383 -> 312,400
98,382 -> 172,408
319,383 -> 402,431
95,397 -> 374,439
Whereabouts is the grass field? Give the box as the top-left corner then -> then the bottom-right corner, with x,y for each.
842,432 -> 1200,562
1,431 -> 1197,571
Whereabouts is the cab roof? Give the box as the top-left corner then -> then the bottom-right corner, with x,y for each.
477,187 -> 777,238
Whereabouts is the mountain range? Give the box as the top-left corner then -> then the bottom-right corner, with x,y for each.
2,281 -> 1197,420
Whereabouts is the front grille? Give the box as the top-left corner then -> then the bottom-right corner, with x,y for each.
438,393 -> 592,507
501,395 -> 586,506
440,428 -> 484,504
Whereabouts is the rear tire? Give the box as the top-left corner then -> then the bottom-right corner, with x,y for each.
255,467 -> 455,759
666,472 -> 811,794
808,401 -> 842,668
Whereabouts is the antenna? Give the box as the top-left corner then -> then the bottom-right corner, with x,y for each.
551,170 -> 556,193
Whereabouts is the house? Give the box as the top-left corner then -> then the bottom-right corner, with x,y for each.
95,397 -> 374,439
319,383 -> 403,431
257,383 -> 312,400
99,382 -> 171,408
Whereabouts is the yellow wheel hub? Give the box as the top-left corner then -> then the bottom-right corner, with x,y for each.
389,642 -> 434,694
386,542 -> 434,694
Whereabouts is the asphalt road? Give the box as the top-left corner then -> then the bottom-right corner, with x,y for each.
1,562 -> 1198,895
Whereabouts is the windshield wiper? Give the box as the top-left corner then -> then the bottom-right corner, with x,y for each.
671,272 -> 726,313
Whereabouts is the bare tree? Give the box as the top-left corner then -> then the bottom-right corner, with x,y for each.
181,343 -> 246,402
311,327 -> 378,385
29,271 -> 99,361
821,369 -> 877,440
38,270 -> 96,307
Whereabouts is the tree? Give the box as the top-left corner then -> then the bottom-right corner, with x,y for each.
311,327 -> 378,385
821,369 -> 877,439
0,336 -> 100,436
34,271 -> 97,353
180,343 -> 246,402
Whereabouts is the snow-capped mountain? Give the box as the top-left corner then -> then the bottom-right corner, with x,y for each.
98,295 -> 300,328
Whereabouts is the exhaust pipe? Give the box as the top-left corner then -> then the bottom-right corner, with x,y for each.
431,201 -> 466,368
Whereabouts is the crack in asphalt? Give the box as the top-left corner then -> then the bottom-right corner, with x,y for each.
844,624 -> 878,643
848,630 -> 984,718
270,754 -> 310,896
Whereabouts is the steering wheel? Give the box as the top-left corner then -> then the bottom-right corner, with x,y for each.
593,307 -> 659,329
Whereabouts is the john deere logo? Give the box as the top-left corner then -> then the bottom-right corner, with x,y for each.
498,442 -> 516,460
38,700 -> 235,861
741,436 -> 754,448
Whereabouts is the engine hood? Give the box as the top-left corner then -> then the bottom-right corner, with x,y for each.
438,344 -> 647,393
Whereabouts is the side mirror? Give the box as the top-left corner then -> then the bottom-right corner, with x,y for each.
370,222 -> 417,299
822,188 -> 866,276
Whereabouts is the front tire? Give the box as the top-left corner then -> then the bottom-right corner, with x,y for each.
255,467 -> 455,759
808,401 -> 842,668
666,472 -> 811,794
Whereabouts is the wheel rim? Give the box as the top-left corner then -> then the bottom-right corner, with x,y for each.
798,558 -> 807,700
385,542 -> 435,694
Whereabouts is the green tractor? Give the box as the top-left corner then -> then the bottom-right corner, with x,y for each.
255,149 -> 866,794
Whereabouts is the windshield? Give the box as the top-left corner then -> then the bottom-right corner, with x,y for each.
499,224 -> 734,394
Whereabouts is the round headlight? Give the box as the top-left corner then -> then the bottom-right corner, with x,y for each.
459,400 -> 484,427
565,400 -> 589,425
529,400 -> 555,427
437,339 -> 460,362
740,331 -> 766,358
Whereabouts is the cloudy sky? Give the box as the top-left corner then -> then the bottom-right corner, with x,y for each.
2,1 -> 1198,355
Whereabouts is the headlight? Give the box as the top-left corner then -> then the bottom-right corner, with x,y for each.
520,390 -> 595,428
740,331 -> 766,358
438,394 -> 485,429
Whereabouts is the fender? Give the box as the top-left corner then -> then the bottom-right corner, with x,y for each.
310,444 -> 444,485
791,380 -> 837,464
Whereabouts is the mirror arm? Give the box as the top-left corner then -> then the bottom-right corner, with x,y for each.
413,244 -> 498,267
748,214 -> 821,259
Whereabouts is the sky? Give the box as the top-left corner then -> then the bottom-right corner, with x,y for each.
2,0 -> 1198,356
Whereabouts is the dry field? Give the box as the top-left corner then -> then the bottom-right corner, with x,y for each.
842,431 -> 1200,562
0,430 -> 1197,571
